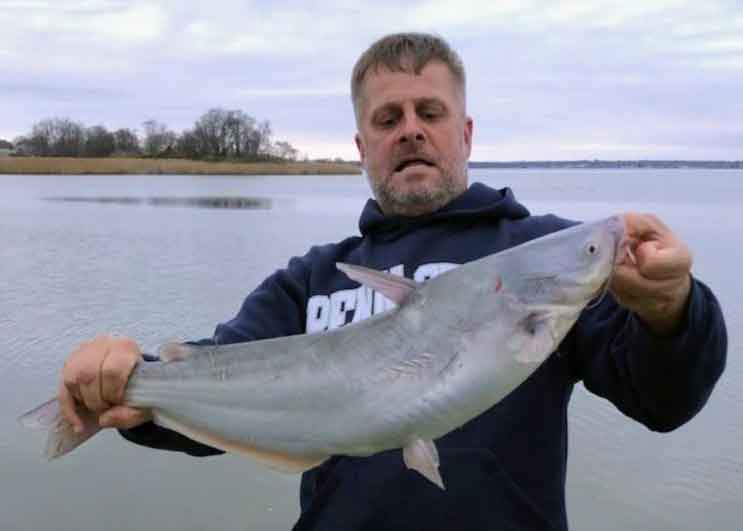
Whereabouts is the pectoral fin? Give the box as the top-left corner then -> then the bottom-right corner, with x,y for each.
403,437 -> 445,490
515,311 -> 555,364
336,262 -> 419,305
153,413 -> 327,473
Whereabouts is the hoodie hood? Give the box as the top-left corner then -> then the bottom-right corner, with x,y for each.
358,182 -> 531,237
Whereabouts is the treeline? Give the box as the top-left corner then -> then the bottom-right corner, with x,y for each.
6,108 -> 300,161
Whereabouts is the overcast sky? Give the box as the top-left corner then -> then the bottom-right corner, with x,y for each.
1,0 -> 741,160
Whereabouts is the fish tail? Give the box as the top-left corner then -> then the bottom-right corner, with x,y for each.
18,397 -> 102,460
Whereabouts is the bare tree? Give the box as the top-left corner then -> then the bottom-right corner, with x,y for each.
113,128 -> 140,155
15,111 -> 296,161
192,109 -> 227,158
56,119 -> 85,156
273,140 -> 298,161
84,125 -> 116,157
176,130 -> 201,159
142,119 -> 176,157
257,120 -> 273,158
26,118 -> 85,156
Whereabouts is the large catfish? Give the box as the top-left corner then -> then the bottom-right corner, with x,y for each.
20,216 -> 625,488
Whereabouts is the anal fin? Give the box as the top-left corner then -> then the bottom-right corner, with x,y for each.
153,412 -> 327,473
403,437 -> 445,490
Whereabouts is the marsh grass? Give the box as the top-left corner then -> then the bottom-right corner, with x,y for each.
0,157 -> 360,175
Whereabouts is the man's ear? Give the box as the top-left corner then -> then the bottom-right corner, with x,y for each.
463,116 -> 473,159
355,133 -> 366,166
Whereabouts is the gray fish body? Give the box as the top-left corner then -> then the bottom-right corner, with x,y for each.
21,216 -> 624,486
124,216 -> 623,459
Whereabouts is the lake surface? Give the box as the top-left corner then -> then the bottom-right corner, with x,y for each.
1,169 -> 741,531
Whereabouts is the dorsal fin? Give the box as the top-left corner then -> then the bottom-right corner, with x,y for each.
336,262 -> 419,305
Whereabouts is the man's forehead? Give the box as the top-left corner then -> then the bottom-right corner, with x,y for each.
358,61 -> 463,109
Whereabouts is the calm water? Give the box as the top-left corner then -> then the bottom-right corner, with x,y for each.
1,169 -> 741,531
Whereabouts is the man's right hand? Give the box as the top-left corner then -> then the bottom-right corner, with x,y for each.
59,335 -> 151,433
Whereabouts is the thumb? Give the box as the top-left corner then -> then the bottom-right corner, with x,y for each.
99,406 -> 152,430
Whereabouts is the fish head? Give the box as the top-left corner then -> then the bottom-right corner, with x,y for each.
507,215 -> 625,311
480,216 -> 625,366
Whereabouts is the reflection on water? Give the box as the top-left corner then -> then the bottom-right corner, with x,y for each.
44,195 -> 272,209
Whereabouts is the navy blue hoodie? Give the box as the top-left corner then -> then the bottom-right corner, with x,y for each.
121,183 -> 727,531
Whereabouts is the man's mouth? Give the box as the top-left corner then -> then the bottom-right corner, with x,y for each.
394,157 -> 435,172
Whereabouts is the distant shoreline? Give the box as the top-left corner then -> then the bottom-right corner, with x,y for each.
469,160 -> 743,169
1,157 -> 741,175
0,157 -> 361,175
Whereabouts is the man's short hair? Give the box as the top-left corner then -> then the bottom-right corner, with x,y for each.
351,32 -> 466,120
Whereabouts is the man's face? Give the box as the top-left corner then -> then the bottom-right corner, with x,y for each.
354,61 -> 473,216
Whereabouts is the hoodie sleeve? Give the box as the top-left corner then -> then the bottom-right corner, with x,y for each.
566,277 -> 727,432
119,254 -> 312,455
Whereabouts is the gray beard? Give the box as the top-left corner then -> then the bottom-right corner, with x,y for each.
365,166 -> 468,217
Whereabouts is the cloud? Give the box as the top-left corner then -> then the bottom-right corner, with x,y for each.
0,0 -> 741,158
0,2 -> 167,47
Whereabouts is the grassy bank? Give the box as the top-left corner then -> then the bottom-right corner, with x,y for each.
0,157 -> 361,175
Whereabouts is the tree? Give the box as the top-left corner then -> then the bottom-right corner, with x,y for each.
13,110 -> 293,160
27,118 -> 85,156
0,139 -> 13,150
257,120 -> 273,158
273,140 -> 298,161
113,128 -> 140,155
191,108 -> 257,159
188,108 -> 277,160
84,125 -> 116,157
224,110 -> 253,158
12,136 -> 32,155
176,130 -> 200,159
54,118 -> 85,156
142,120 -> 176,157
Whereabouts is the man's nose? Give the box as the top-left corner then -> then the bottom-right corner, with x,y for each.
398,112 -> 425,145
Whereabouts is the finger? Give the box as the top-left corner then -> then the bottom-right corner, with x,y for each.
77,339 -> 111,413
611,264 -> 689,313
100,338 -> 140,405
622,212 -> 670,240
612,265 -> 664,301
99,406 -> 152,430
79,381 -> 110,413
631,240 -> 692,280
61,339 -> 96,401
57,381 -> 84,433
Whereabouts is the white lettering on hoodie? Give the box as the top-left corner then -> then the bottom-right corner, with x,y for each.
305,262 -> 458,333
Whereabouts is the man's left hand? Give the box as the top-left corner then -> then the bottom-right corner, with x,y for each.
611,213 -> 693,336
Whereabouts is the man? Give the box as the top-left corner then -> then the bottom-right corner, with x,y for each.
59,33 -> 726,530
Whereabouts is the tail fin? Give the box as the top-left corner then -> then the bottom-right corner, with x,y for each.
18,398 -> 102,460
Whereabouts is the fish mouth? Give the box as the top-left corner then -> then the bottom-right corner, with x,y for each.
586,216 -> 627,309
394,156 -> 436,173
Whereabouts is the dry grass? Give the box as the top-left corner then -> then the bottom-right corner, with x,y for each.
0,157 -> 361,175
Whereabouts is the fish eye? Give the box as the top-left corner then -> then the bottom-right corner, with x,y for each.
584,242 -> 600,256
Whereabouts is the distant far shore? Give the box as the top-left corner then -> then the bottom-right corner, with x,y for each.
469,160 -> 743,169
0,157 -> 361,175
2,157 -> 741,175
